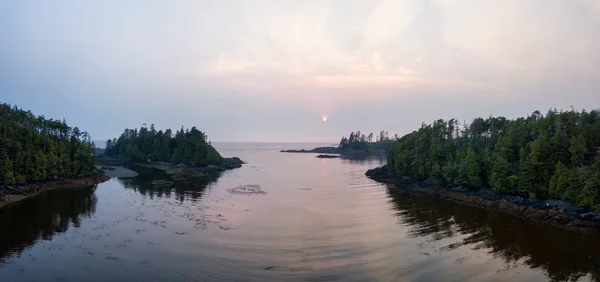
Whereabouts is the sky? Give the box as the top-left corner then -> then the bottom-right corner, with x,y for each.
1,0 -> 599,142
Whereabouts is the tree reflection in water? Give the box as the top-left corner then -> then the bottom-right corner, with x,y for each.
0,185 -> 98,262
117,166 -> 221,204
388,191 -> 600,282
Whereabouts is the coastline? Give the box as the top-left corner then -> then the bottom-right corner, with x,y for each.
366,165 -> 600,233
281,146 -> 386,159
0,172 -> 110,210
121,157 -> 244,182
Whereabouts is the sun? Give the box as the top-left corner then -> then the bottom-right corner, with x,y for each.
321,115 -> 328,122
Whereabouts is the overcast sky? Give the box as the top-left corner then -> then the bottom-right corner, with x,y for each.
1,0 -> 599,142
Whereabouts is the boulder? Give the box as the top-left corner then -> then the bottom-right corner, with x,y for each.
421,176 -> 443,187
478,188 -> 502,201
530,200 -> 551,210
222,157 -> 244,169
579,212 -> 599,220
451,186 -> 468,193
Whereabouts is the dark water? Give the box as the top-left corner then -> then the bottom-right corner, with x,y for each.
1,143 -> 600,282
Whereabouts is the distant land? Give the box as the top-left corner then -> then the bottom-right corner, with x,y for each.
281,130 -> 396,159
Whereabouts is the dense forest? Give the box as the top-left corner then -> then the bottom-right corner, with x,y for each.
339,130 -> 398,151
104,124 -> 223,165
0,103 -> 96,186
387,109 -> 600,209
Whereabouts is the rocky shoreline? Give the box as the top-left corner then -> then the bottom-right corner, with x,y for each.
366,165 -> 600,233
281,146 -> 385,159
133,157 -> 244,182
0,172 -> 110,210
316,154 -> 339,159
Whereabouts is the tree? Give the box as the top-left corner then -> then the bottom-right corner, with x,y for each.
386,108 -> 600,209
569,135 -> 586,167
0,103 -> 96,185
105,124 -> 223,165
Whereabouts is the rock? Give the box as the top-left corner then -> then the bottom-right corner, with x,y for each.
579,212 -> 598,220
227,184 -> 266,195
222,157 -> 244,169
530,200 -> 551,210
478,188 -> 502,201
505,195 -> 521,204
451,186 -> 468,193
544,200 -> 568,209
365,166 -> 391,177
316,154 -> 339,159
205,165 -> 226,172
281,149 -> 310,153
562,206 -> 585,217
421,176 -> 442,187
281,147 -> 340,154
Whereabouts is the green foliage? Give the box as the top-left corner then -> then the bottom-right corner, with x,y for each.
105,125 -> 223,166
569,134 -> 586,167
387,109 -> 600,209
338,130 -> 397,152
0,103 -> 96,185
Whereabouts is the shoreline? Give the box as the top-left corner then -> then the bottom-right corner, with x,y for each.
0,172 -> 110,210
281,146 -> 386,159
366,165 -> 600,233
127,157 -> 244,182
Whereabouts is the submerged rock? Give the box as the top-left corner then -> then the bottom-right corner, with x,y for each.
226,184 -> 267,195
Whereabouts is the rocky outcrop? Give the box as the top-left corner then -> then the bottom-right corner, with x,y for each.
316,155 -> 340,159
0,171 -> 110,209
366,165 -> 600,233
222,157 -> 245,169
282,146 -> 386,160
281,147 -> 341,154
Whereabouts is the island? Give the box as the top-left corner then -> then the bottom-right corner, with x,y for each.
100,124 -> 244,182
366,109 -> 600,233
281,130 -> 396,159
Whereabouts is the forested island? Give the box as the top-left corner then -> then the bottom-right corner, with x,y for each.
104,124 -> 223,165
0,103 -> 108,208
281,130 -> 397,158
368,109 -> 600,232
102,124 -> 243,179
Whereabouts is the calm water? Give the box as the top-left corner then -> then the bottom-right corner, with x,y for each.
1,143 -> 600,282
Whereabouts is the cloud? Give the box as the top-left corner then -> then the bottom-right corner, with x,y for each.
1,0 -> 599,141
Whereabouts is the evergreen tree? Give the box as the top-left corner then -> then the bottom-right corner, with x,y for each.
387,108 -> 600,209
0,103 -> 97,185
105,124 -> 223,166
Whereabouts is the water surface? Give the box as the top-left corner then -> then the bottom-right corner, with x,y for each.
1,143 -> 599,282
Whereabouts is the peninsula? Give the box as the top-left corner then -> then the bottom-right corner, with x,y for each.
367,109 -> 600,233
0,104 -> 243,209
0,103 -> 110,209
